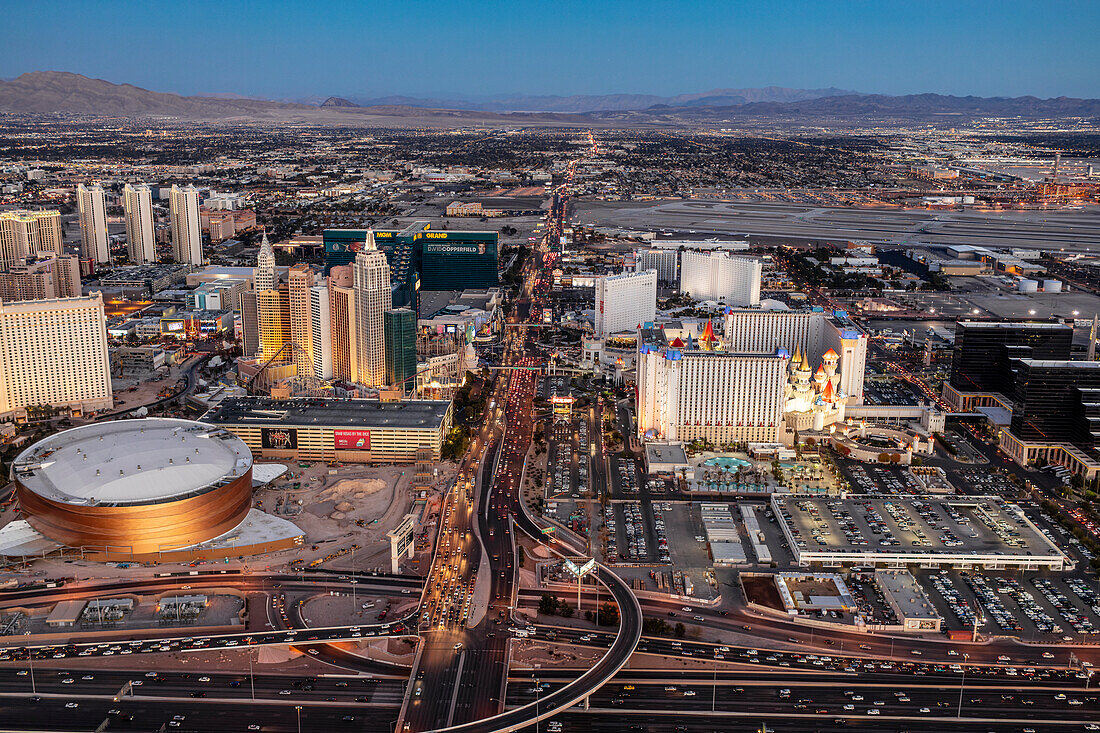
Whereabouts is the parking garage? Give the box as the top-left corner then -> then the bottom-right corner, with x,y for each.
772,494 -> 1070,570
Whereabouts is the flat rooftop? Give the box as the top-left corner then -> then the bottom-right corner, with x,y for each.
773,494 -> 1066,564
957,320 -> 1072,331
98,264 -> 188,281
202,397 -> 451,430
11,418 -> 251,507
874,570 -> 940,620
645,442 -> 689,466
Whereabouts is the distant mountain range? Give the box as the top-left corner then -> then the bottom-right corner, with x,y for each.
2,72 -> 1098,125
0,71 -> 315,118
342,87 -> 858,113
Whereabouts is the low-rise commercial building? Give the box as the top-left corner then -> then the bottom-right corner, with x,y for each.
99,264 -> 190,296
874,570 -> 943,632
201,397 -> 452,463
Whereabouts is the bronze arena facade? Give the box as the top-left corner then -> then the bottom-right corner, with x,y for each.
11,418 -> 254,556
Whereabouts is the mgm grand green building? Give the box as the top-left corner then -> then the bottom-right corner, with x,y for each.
324,221 -> 498,306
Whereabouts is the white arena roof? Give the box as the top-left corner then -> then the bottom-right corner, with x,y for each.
11,418 -> 252,507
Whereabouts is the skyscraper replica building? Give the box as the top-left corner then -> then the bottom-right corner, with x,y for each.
310,284 -> 333,380
254,231 -> 276,292
384,308 -> 417,390
328,265 -> 357,383
353,231 -> 391,387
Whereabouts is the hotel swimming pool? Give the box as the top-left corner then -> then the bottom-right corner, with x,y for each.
702,456 -> 752,471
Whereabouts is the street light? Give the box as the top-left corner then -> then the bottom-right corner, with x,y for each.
956,652 -> 969,718
712,651 -> 719,712
562,557 -> 597,613
534,664 -> 542,733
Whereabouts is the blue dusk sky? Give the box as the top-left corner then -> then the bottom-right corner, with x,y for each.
1,0 -> 1097,99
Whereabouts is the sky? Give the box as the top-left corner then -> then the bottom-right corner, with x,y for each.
2,0 -> 1098,100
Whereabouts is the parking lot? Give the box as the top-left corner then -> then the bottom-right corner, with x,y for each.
862,377 -> 927,406
954,468 -> 1020,498
547,417 -> 588,500
773,494 -> 1068,568
841,463 -> 925,494
918,568 -> 1100,640
609,455 -> 641,498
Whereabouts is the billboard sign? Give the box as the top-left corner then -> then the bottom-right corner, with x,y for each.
261,427 -> 297,450
423,242 -> 487,255
334,429 -> 371,451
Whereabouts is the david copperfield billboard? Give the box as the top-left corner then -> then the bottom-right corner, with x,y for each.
261,427 -> 298,450
334,429 -> 371,451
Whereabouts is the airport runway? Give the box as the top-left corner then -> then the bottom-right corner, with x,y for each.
573,199 -> 1100,251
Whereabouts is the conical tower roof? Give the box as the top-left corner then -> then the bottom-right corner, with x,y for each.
800,350 -> 811,372
701,318 -> 716,343
258,228 -> 273,258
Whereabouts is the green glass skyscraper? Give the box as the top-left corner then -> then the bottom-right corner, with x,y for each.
384,308 -> 417,390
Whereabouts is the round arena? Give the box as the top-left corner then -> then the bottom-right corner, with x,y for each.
10,418 -> 253,555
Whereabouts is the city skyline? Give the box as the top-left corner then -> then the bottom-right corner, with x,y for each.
2,6 -> 1100,728
1,0 -> 1098,100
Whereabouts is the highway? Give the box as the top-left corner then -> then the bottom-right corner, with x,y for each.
401,163 -> 646,733
0,575 -> 422,662
425,166 -> 643,733
514,586 -> 1100,668
510,678 -> 1100,721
